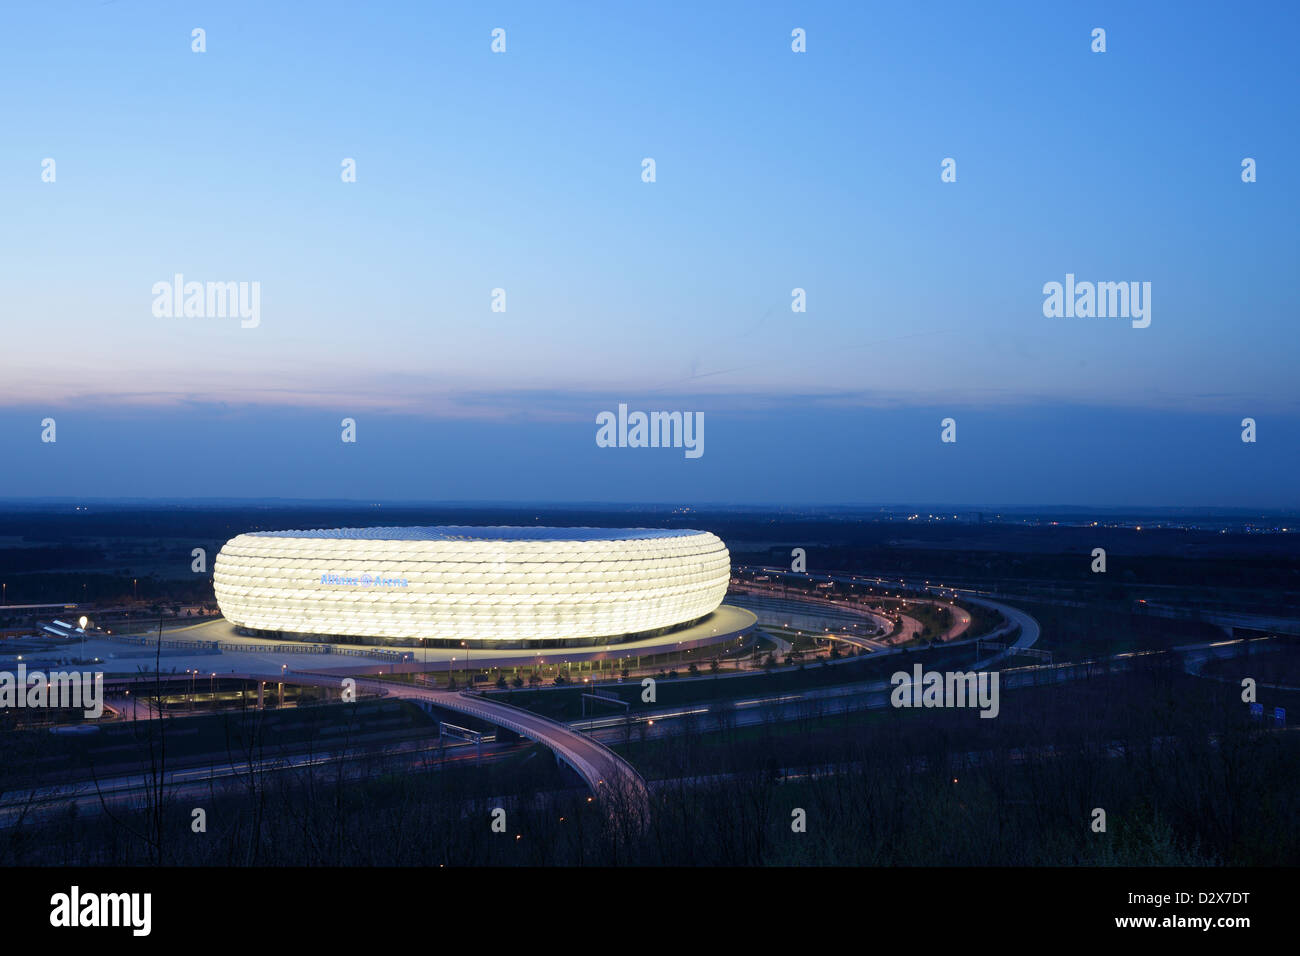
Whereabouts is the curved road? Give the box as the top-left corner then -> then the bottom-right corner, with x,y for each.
352,678 -> 650,825
736,568 -> 1039,665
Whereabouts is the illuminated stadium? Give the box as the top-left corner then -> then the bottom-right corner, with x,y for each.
213,526 -> 733,647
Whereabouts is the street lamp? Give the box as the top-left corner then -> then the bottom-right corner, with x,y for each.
79,615 -> 88,663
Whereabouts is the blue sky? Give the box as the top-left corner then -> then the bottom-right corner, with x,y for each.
0,1 -> 1296,505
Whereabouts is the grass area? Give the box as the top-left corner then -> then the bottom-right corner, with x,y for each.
1199,639 -> 1300,687
964,601 -> 1002,638
1019,600 -> 1225,660
896,601 -> 951,640
609,701 -> 901,762
616,662 -> 1300,781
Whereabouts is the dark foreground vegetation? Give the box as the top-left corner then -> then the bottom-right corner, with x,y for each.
2,654 -> 1295,866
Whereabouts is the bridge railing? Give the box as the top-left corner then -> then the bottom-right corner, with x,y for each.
368,682 -> 644,800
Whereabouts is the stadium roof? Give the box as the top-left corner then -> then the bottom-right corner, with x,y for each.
246,526 -> 700,542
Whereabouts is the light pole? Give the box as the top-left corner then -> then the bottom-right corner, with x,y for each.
79,615 -> 88,663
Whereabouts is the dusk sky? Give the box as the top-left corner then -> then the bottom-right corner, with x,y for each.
1,1 -> 1296,506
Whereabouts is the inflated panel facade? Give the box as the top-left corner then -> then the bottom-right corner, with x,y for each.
213,526 -> 730,642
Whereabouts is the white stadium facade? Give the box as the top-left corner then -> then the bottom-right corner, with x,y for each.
213,526 -> 734,647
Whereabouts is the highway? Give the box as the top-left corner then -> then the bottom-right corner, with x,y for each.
0,735 -> 522,830
572,634 -> 1271,744
10,557 -> 1296,864
6,572 -> 1032,833
350,678 -> 650,824
78,668 -> 652,820
7,606 -> 1284,836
